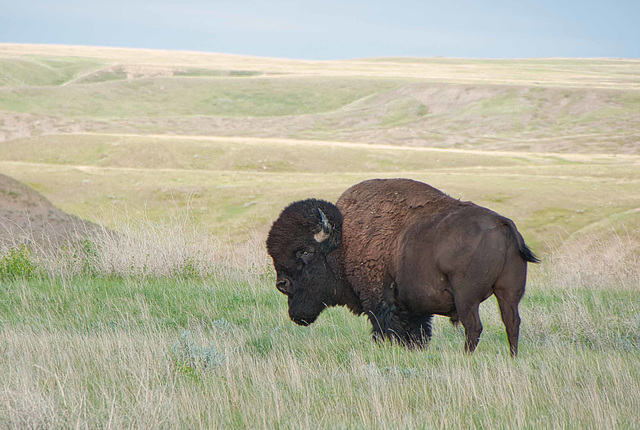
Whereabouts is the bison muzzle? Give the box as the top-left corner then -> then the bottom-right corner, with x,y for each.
266,178 -> 539,356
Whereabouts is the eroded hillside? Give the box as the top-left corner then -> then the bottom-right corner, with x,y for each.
1,44 -> 640,153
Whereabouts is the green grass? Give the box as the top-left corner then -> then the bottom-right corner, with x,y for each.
0,276 -> 263,330
0,245 -> 36,281
0,134 -> 541,171
1,274 -> 638,428
0,56 -> 104,86
379,98 -> 429,126
3,52 -> 640,155
0,76 -> 400,118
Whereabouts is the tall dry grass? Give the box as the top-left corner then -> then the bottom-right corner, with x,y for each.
533,226 -> 640,290
1,218 -> 639,428
1,208 -> 270,281
4,209 -> 637,292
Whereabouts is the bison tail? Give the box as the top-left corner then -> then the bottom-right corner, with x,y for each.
519,242 -> 540,264
503,218 -> 540,264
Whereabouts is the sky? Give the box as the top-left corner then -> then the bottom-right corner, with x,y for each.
1,0 -> 639,60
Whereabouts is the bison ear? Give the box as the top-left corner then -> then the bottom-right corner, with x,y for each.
314,208 -> 332,243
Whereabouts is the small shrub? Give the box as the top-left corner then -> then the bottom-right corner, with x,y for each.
0,245 -> 37,281
77,239 -> 100,277
173,256 -> 201,280
170,330 -> 225,379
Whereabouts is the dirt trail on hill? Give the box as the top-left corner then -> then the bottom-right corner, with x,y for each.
80,132 -> 640,163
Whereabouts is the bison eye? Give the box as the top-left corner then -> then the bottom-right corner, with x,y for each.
296,249 -> 314,264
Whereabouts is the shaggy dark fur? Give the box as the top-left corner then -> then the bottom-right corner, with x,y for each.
266,179 -> 539,355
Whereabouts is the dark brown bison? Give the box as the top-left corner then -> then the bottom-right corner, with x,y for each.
266,178 -> 538,355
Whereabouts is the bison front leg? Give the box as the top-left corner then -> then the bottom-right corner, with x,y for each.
367,303 -> 412,346
406,313 -> 434,349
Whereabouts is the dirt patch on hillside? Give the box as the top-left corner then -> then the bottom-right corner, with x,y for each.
2,82 -> 639,154
0,174 -> 99,250
0,112 -> 96,142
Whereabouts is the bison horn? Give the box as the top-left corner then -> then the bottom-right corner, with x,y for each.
314,208 -> 332,242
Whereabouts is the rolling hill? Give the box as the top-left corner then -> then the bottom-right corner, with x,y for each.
0,43 -> 639,254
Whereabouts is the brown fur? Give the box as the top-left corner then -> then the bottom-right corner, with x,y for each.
337,179 -> 462,310
267,178 -> 538,355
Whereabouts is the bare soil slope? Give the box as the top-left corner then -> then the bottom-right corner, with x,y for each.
0,174 -> 97,249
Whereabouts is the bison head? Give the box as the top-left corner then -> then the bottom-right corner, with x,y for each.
266,199 -> 343,326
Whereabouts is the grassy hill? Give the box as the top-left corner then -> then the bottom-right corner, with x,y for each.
1,44 -> 639,428
2,44 -> 640,151
1,44 -> 639,251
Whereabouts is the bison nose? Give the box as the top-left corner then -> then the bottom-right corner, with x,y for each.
276,278 -> 292,295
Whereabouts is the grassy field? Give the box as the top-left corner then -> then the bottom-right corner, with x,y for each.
1,44 -> 639,428
1,273 -> 639,428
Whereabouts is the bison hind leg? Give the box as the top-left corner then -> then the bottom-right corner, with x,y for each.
493,260 -> 527,357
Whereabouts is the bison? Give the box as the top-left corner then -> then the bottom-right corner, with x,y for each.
266,178 -> 538,355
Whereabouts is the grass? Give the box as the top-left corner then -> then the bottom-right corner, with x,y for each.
2,46 -> 639,87
0,56 -> 103,86
2,49 -> 640,155
0,210 -> 637,427
1,133 -> 639,252
1,44 -> 640,428
0,76 -> 400,118
1,267 -> 639,428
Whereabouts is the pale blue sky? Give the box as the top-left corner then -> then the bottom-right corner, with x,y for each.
1,0 -> 638,60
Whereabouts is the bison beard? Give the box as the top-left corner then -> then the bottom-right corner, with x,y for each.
266,179 -> 539,356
